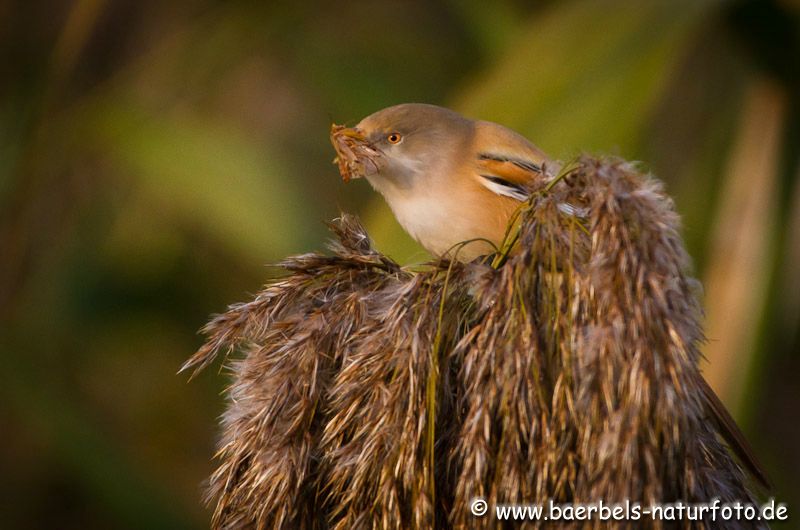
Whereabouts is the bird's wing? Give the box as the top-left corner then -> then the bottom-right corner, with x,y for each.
697,373 -> 771,490
473,121 -> 552,200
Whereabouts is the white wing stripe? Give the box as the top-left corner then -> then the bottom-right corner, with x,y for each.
478,175 -> 530,201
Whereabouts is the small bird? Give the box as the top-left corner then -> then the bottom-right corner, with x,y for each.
331,103 -> 556,261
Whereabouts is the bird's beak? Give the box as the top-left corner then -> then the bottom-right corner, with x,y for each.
330,124 -> 381,182
336,126 -> 366,141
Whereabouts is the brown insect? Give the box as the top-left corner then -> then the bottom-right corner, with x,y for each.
330,123 -> 382,182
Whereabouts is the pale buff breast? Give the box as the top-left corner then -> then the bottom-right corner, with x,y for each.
386,180 -> 520,261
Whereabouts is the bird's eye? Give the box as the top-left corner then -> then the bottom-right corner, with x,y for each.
387,133 -> 402,144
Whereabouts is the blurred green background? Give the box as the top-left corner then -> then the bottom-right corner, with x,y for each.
1,0 -> 799,528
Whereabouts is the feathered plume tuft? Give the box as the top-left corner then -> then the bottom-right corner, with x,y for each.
183,155 -> 767,529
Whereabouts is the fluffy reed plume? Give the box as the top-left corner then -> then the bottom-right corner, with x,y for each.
183,155 -> 766,529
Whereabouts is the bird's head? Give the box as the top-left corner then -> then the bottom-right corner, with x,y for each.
331,103 -> 472,191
